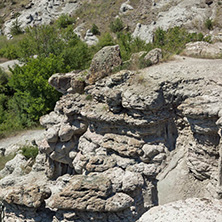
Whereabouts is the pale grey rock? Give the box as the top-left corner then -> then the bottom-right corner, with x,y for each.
120,1 -> 134,13
44,125 -> 59,143
40,112 -> 68,128
84,29 -> 99,46
183,41 -> 222,58
4,184 -> 51,208
141,144 -> 165,163
3,0 -> 80,35
0,154 -> 27,178
0,59 -> 23,72
58,123 -> 74,142
132,0 -> 212,43
138,198 -> 222,222
132,23 -> 154,43
105,193 -> 134,212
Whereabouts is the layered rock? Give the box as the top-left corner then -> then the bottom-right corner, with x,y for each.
1,55 -> 222,221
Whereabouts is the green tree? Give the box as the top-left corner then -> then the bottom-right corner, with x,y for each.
10,18 -> 23,35
8,55 -> 65,123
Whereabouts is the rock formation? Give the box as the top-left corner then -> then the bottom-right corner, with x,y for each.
1,50 -> 222,221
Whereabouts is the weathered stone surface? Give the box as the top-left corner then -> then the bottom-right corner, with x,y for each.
84,29 -> 99,46
2,56 -> 222,222
120,1 -> 134,13
88,45 -> 122,84
144,48 -> 162,65
183,41 -> 222,58
0,153 -> 27,178
48,174 -> 112,211
138,198 -> 222,222
4,184 -> 51,208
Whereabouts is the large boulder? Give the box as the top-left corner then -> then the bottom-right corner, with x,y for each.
88,45 -> 122,84
183,41 -> 222,58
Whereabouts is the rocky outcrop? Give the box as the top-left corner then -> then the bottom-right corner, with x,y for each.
1,55 -> 222,221
3,0 -> 80,35
132,0 -> 215,43
183,41 -> 222,58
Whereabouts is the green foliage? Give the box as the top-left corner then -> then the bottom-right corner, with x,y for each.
85,94 -> 93,101
153,26 -> 206,55
91,24 -> 100,35
10,18 -> 23,35
153,27 -> 165,46
117,32 -> 152,61
19,25 -> 64,59
96,33 -> 116,49
20,145 -> 38,159
61,41 -> 92,70
205,18 -> 213,30
8,55 -> 64,123
110,18 -> 124,33
56,14 -> 75,29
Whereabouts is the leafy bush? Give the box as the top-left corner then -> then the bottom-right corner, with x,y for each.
117,32 -> 152,61
61,41 -> 92,70
20,145 -> 38,159
19,25 -> 64,59
10,18 -> 23,35
56,14 -> 75,29
91,23 -> 100,35
8,55 -> 64,123
110,18 -> 124,33
205,18 -> 213,30
153,26 -> 206,55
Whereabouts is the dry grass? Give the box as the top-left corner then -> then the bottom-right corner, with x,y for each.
0,153 -> 15,171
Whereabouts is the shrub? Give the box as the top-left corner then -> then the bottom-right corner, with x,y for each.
20,145 -> 38,159
19,25 -> 64,59
10,18 -> 23,35
110,18 -> 124,33
96,33 -> 116,49
154,27 -> 165,46
117,32 -> 152,61
205,18 -> 213,30
8,55 -> 64,123
91,23 -> 100,35
56,14 -> 75,29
